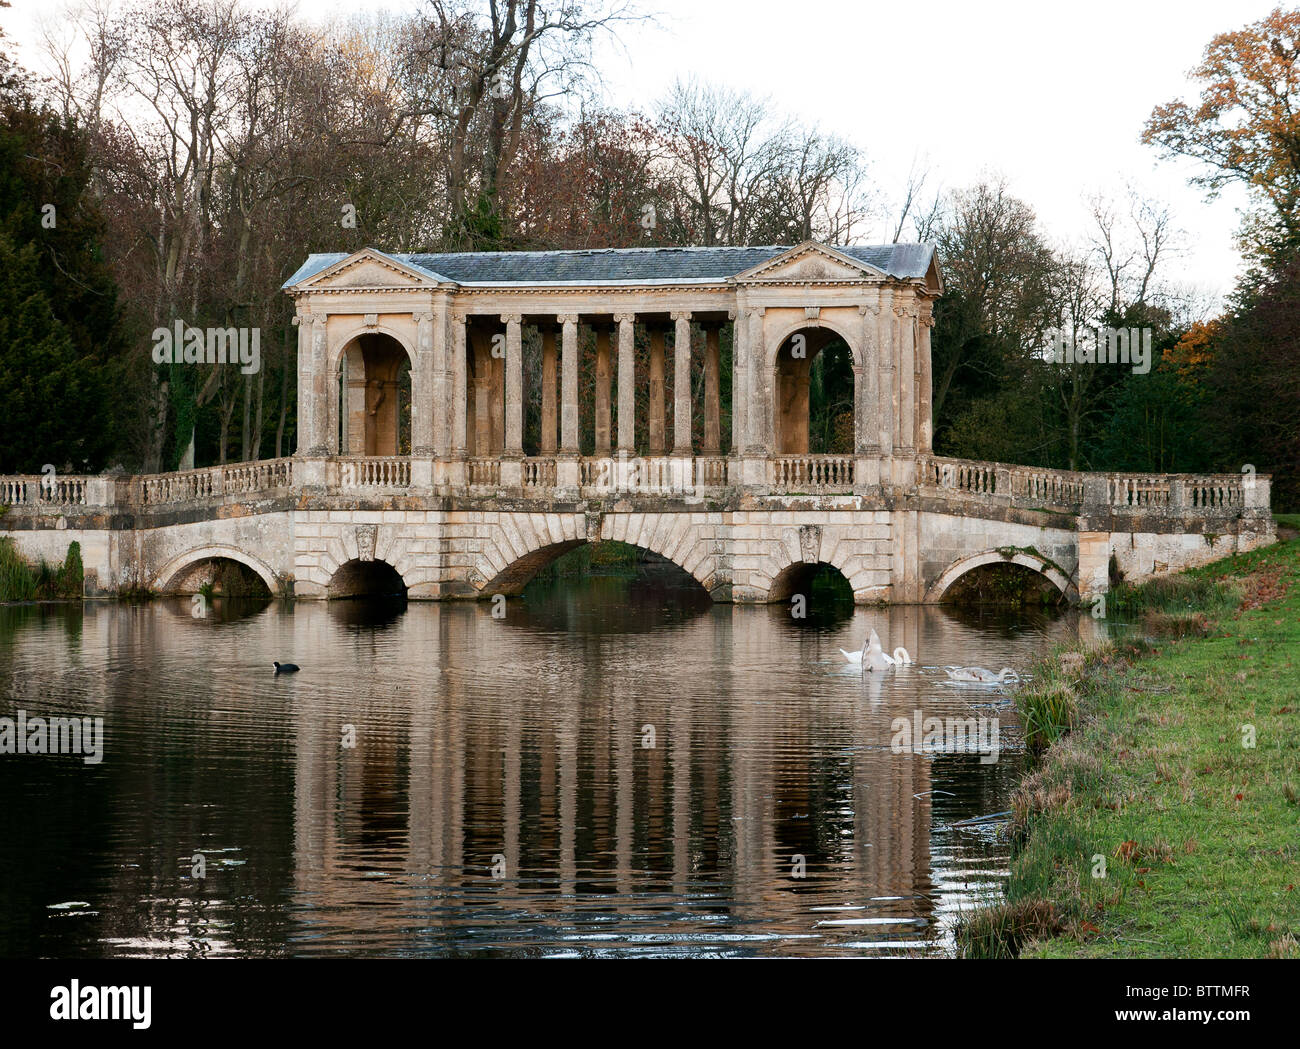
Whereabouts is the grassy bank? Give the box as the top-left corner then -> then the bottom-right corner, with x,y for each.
0,537 -> 83,602
958,526 -> 1300,958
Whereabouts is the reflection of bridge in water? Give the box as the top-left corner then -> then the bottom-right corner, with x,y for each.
0,242 -> 1274,605
12,600 -> 1079,955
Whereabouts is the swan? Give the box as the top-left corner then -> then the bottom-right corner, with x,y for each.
838,630 -> 894,671
841,632 -> 913,669
943,666 -> 1019,684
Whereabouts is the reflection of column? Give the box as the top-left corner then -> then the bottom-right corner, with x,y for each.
703,322 -> 722,455
615,313 -> 636,453
451,312 -> 467,456
503,314 -> 523,455
558,315 -> 580,454
594,324 -> 612,456
540,325 -> 558,454
918,303 -> 934,453
672,312 -> 692,455
648,324 -> 666,455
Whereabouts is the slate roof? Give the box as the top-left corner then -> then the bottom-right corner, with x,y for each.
282,243 -> 937,289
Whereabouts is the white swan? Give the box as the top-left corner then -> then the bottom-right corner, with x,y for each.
841,632 -> 913,669
943,666 -> 1019,684
838,629 -> 894,671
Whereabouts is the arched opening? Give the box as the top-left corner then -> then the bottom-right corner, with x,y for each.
926,550 -> 1075,608
514,541 -> 713,624
768,562 -> 854,620
166,556 -> 272,598
339,333 -> 412,456
939,563 -> 1067,607
328,559 -> 408,600
774,327 -> 855,454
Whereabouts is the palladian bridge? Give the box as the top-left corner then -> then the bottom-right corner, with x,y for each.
0,242 -> 1275,603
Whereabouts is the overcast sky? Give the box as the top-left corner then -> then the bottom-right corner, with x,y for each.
4,0 -> 1278,306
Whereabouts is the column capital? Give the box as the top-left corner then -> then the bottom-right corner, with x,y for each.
414,311 -> 434,323
612,312 -> 637,325
670,311 -> 692,322
858,303 -> 880,316
500,313 -> 523,325
556,314 -> 580,325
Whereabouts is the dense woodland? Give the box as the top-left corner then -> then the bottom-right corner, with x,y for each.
0,0 -> 1296,508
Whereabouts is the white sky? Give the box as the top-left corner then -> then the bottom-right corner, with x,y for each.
3,0 -> 1276,307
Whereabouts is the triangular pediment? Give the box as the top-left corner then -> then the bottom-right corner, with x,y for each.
734,242 -> 885,284
293,248 -> 447,291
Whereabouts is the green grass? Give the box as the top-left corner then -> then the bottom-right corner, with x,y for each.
0,538 -> 84,601
957,533 -> 1300,959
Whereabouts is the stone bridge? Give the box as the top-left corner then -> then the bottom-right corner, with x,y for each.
0,242 -> 1274,603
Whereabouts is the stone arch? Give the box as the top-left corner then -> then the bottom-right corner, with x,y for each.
924,550 -> 1077,604
766,319 -> 860,455
154,545 -> 280,595
327,324 -> 417,458
472,512 -> 722,598
306,525 -> 429,597
328,557 -> 408,598
328,322 -> 417,375
755,525 -> 874,603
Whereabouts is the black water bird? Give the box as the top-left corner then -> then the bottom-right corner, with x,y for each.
273,661 -> 300,675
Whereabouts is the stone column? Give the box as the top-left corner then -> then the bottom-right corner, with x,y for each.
293,311 -> 312,456
703,321 -> 722,456
858,302 -> 879,455
876,288 -> 895,460
431,304 -> 448,457
502,313 -> 523,456
412,312 -> 434,456
672,312 -> 693,456
897,294 -> 916,454
615,313 -> 636,453
648,324 -> 667,455
450,311 -> 467,458
540,324 -> 558,454
559,315 -> 580,454
311,315 -> 332,456
746,307 -> 765,456
557,314 -> 581,488
411,311 -> 435,489
918,302 -> 934,454
730,308 -> 747,457
594,324 -> 612,456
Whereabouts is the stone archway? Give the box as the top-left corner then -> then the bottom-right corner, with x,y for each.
924,550 -> 1077,604
336,331 -> 413,456
155,545 -> 280,595
770,323 -> 858,454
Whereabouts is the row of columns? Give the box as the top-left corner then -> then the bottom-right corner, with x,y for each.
473,313 -> 726,459
295,295 -> 930,462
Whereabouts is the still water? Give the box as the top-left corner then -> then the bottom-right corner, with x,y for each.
0,570 -> 1097,958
